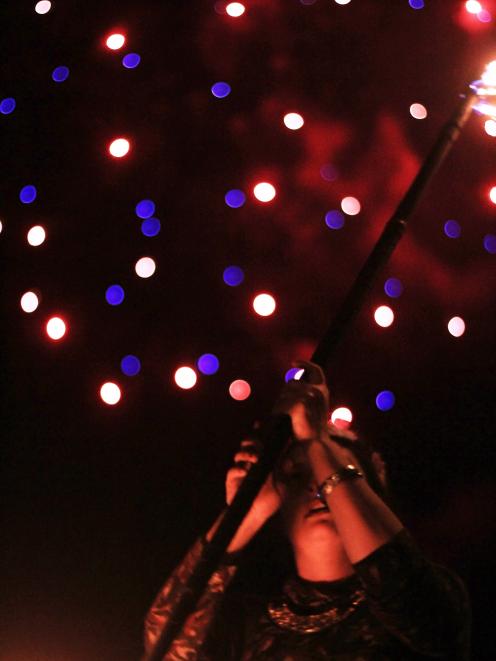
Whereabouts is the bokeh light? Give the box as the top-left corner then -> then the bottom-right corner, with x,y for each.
120,355 -> 141,376
174,366 -> 197,389
100,382 -> 121,405
341,196 -> 361,215
408,0 -> 425,9
284,367 -> 305,382
0,97 -> 16,114
489,186 -> 496,204
46,316 -> 67,340
141,217 -> 161,237
105,285 -> 125,305
197,353 -> 220,375
384,277 -> 403,298
223,265 -> 244,286
477,9 -> 492,22
135,199 -> 156,219
283,112 -> 304,130
253,182 -> 276,202
106,33 -> 125,50
109,138 -> 130,158
135,257 -> 156,278
52,66 -> 69,82
448,316 -> 466,337
465,0 -> 482,13
20,291 -> 39,313
335,0 -> 352,4
211,82 -> 231,98
320,163 -> 339,182
20,185 -> 37,204
325,209 -> 345,229
330,407 -> 353,425
27,225 -> 46,246
35,1 -> 51,14
122,53 -> 141,68
444,219 -> 461,238
484,119 -> 496,136
226,2 -> 245,16
229,379 -> 251,400
374,305 -> 394,327
253,293 -> 276,316
225,189 -> 246,208
376,390 -> 395,411
409,102 -> 427,119
483,234 -> 496,253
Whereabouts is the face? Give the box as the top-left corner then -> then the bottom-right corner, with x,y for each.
275,443 -> 341,552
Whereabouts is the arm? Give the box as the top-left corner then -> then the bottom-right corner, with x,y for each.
143,537 -> 238,660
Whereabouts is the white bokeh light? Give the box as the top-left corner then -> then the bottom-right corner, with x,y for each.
35,1 -> 51,14
46,316 -> 67,340
448,316 -> 466,337
174,366 -> 198,389
109,138 -> 130,158
283,112 -> 304,130
135,256 -> 156,278
489,186 -> 496,204
100,382 -> 122,405
330,407 -> 353,425
226,2 -> 246,16
335,0 -> 352,4
253,293 -> 276,317
106,33 -> 125,50
253,182 -> 276,202
374,305 -> 394,328
20,291 -> 39,313
27,225 -> 46,246
484,119 -> 496,136
341,196 -> 361,215
410,103 -> 427,119
465,0 -> 482,13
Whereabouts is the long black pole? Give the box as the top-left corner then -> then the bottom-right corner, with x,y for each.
146,88 -> 477,661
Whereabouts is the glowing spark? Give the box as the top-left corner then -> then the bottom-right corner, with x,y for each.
471,61 -> 496,121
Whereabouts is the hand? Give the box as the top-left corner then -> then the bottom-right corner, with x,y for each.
225,439 -> 282,524
274,360 -> 330,442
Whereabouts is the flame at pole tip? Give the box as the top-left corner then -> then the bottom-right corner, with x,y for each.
470,59 -> 496,120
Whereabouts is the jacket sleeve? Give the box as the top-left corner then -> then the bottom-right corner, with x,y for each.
143,537 -> 239,660
353,529 -> 471,659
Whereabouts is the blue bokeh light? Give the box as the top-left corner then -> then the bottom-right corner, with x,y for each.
122,53 -> 141,69
121,354 -> 141,376
325,210 -> 345,230
376,390 -> 396,411
319,164 -> 338,182
408,0 -> 424,8
211,82 -> 231,98
52,66 -> 70,82
384,277 -> 403,298
0,97 -> 16,114
223,265 -> 244,286
141,217 -> 161,237
483,234 -> 496,254
135,199 -> 156,219
444,219 -> 461,239
225,189 -> 246,208
197,353 -> 220,375
284,367 -> 301,382
19,185 -> 37,204
105,284 -> 125,306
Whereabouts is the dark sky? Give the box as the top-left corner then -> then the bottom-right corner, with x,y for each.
2,1 -> 495,659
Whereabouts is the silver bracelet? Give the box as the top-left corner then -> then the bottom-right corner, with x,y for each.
317,464 -> 364,500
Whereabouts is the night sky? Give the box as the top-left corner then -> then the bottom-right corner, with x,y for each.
2,1 -> 495,659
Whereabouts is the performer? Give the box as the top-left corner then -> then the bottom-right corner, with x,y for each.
144,361 -> 470,660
